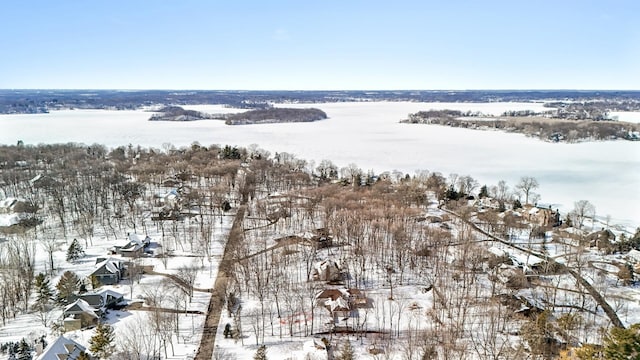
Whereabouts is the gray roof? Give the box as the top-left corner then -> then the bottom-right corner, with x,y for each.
36,335 -> 89,360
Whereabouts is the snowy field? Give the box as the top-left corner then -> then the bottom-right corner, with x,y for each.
0,102 -> 638,227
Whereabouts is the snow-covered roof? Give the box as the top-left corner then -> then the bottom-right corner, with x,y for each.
627,249 -> 640,263
0,213 -> 22,227
36,335 -> 88,360
510,252 -> 544,268
30,174 -> 43,184
65,299 -> 99,317
328,296 -> 350,312
315,259 -> 340,272
84,287 -> 124,301
128,233 -> 144,246
316,289 -> 343,301
0,197 -> 18,210
157,189 -> 178,200
95,258 -> 121,274
488,246 -> 508,257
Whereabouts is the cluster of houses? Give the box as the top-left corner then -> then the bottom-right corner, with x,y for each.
30,232 -> 160,358
310,258 -> 372,331
315,288 -> 370,330
61,233 -> 154,332
61,256 -> 128,332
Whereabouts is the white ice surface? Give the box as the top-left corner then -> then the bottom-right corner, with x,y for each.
0,102 -> 637,226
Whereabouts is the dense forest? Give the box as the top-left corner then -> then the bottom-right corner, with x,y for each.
402,110 -> 640,142
147,106 -> 327,125
148,106 -> 213,121
222,108 -> 327,125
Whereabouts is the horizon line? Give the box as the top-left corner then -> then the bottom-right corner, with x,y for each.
2,88 -> 640,92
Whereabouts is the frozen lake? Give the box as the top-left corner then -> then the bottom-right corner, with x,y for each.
1,102 -> 638,227
609,111 -> 640,123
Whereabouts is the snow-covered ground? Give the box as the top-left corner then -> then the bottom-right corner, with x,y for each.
0,212 -> 234,360
0,102 -> 637,227
608,111 -> 640,123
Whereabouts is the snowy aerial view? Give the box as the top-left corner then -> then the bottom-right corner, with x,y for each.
1,1 -> 640,360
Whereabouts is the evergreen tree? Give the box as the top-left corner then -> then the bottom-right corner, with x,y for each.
338,340 -> 354,360
479,184 -> 489,198
513,199 -> 522,210
15,339 -> 32,360
445,185 -> 460,201
56,271 -> 81,304
603,323 -> 640,359
31,273 -> 54,326
77,352 -> 91,360
66,239 -> 85,262
521,310 -> 554,358
34,273 -> 53,304
253,345 -> 267,360
89,322 -> 116,359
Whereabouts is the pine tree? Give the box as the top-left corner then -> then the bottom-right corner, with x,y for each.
253,345 -> 267,360
77,351 -> 91,360
66,239 -> 85,262
479,185 -> 489,198
89,322 -> 116,359
603,323 -> 640,359
338,340 -> 354,360
56,271 -> 81,304
513,199 -> 522,210
34,273 -> 53,304
15,339 -> 32,360
31,274 -> 54,326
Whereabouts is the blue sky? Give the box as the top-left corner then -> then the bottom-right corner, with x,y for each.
1,0 -> 638,90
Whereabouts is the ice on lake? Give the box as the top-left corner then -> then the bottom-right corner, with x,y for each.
0,101 -> 638,227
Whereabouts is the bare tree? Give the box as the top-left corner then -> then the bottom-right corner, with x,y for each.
492,180 -> 510,202
40,235 -> 60,275
570,200 -> 596,229
515,176 -> 539,204
116,315 -> 160,360
175,263 -> 199,300
457,175 -> 479,196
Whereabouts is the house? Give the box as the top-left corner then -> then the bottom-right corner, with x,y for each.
315,288 -> 371,328
30,174 -> 61,190
311,259 -> 342,282
522,205 -> 561,227
345,288 -> 369,308
152,189 -> 182,220
90,257 -> 125,286
586,229 -> 616,250
0,197 -> 39,229
476,197 -> 502,210
310,228 -> 333,249
63,299 -> 99,331
72,288 -> 125,316
112,233 -> 151,257
626,249 -> 640,263
35,335 -> 92,360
